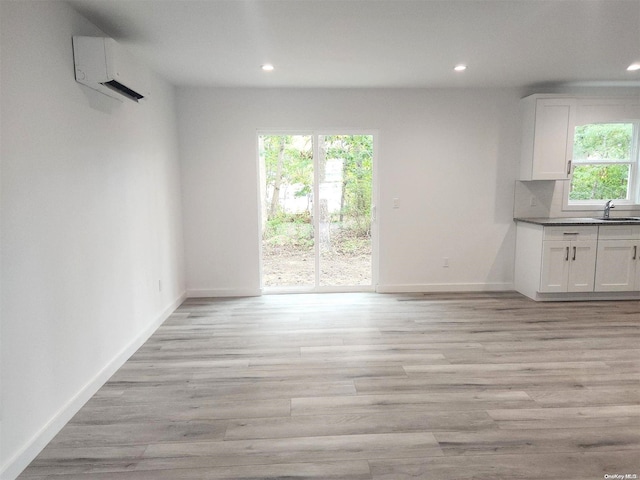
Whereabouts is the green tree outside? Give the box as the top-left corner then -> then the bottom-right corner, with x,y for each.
322,135 -> 373,237
260,134 -> 373,244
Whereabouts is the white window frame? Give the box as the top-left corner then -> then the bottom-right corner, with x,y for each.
563,120 -> 640,211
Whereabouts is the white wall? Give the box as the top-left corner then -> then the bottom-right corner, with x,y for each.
177,87 -> 521,295
0,2 -> 185,478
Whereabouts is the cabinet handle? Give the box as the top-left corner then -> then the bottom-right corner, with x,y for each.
634,245 -> 637,260
572,246 -> 576,261
565,246 -> 569,261
567,160 -> 572,175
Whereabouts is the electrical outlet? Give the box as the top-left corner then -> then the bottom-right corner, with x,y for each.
443,257 -> 449,268
393,198 -> 400,209
530,196 -> 537,207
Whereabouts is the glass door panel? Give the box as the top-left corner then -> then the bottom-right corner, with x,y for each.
259,134 -> 314,288
318,135 -> 373,287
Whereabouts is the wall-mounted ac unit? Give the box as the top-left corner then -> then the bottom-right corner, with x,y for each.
73,36 -> 149,102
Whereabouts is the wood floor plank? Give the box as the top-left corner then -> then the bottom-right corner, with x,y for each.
189,365 -> 408,382
17,292 -> 640,479
224,410 -> 496,440
487,405 -> 640,429
370,451 -> 640,480
69,399 -> 292,424
290,390 -> 536,416
42,420 -> 228,448
403,360 -> 614,374
88,379 -> 357,404
526,385 -> 640,407
25,461 -> 372,479
355,372 -> 640,394
434,425 -> 640,456
142,432 -> 443,466
251,352 -> 448,367
19,445 -> 146,477
442,348 -> 640,364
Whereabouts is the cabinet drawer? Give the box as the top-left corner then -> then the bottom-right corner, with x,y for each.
543,226 -> 598,241
598,225 -> 640,241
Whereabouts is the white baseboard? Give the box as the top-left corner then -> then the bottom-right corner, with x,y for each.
376,282 -> 514,294
1,292 -> 187,480
187,288 -> 262,298
528,290 -> 640,302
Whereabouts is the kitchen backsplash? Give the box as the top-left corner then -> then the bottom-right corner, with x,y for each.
513,180 -> 640,218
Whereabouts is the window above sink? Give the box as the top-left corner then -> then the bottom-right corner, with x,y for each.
562,97 -> 640,212
570,123 -> 637,204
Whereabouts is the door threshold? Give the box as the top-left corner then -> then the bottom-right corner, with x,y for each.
263,285 -> 375,295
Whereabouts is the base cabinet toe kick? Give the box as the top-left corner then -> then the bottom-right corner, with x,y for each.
515,220 -> 640,301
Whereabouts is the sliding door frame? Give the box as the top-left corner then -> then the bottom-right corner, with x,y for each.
257,129 -> 379,294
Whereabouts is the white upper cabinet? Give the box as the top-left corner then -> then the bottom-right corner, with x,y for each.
519,95 -> 576,181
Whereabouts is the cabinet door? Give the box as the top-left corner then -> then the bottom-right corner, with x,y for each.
531,99 -> 575,180
595,240 -> 637,291
567,241 -> 597,292
540,241 -> 570,292
636,251 -> 640,292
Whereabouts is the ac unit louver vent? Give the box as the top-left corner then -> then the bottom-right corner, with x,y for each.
102,80 -> 145,102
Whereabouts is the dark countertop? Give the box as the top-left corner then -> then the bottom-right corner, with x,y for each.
515,217 -> 640,226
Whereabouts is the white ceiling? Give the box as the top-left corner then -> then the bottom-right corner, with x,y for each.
67,0 -> 640,89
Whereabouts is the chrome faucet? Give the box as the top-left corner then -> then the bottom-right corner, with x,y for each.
604,200 -> 615,219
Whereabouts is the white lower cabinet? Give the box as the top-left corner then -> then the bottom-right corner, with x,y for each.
594,226 -> 640,292
540,239 -> 597,293
514,222 -> 640,300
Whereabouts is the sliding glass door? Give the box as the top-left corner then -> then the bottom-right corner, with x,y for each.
259,133 -> 375,291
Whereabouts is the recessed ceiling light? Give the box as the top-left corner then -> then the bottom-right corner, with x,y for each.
261,64 -> 274,72
454,64 -> 467,72
627,63 -> 640,71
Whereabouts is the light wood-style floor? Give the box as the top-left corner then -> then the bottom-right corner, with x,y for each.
19,292 -> 640,479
